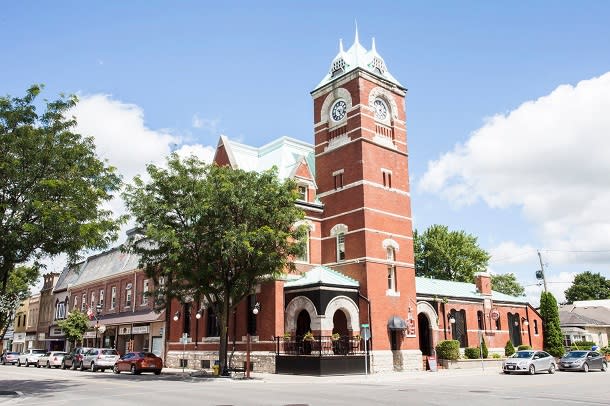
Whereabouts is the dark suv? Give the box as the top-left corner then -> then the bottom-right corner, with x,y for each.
61,347 -> 92,370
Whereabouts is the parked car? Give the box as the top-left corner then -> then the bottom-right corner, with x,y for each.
558,350 -> 608,372
61,347 -> 92,370
1,351 -> 20,365
503,350 -> 556,375
113,352 -> 163,375
37,351 -> 67,368
81,348 -> 120,372
17,349 -> 47,367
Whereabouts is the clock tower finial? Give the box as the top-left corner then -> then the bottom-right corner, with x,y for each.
354,20 -> 360,46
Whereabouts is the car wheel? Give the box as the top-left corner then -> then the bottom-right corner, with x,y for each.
548,363 -> 556,374
602,362 -> 607,372
91,362 -> 96,372
17,359 -> 21,367
71,361 -> 76,370
79,361 -> 86,371
1,359 -> 5,365
154,369 -> 161,375
47,361 -> 51,369
100,369 -> 105,373
130,364 -> 137,375
528,365 -> 535,375
25,359 -> 30,367
583,363 -> 589,373
113,364 -> 120,374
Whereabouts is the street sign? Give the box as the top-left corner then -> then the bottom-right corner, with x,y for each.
361,323 -> 369,328
361,326 -> 371,341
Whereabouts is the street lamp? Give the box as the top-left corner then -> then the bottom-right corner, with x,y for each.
521,317 -> 529,326
195,308 -> 203,349
93,304 -> 103,347
246,300 -> 260,379
173,311 -> 180,322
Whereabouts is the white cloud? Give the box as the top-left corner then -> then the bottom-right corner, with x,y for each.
192,114 -> 219,134
174,144 -> 215,164
488,242 -> 537,265
419,72 -> 610,264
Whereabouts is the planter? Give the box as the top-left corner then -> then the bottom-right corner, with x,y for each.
439,358 -> 504,369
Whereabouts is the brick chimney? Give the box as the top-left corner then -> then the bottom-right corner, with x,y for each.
475,272 -> 492,296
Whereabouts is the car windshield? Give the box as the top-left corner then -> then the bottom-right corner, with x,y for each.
32,350 -> 46,354
565,351 -> 588,358
9,352 -> 19,355
54,352 -> 67,356
512,351 -> 534,358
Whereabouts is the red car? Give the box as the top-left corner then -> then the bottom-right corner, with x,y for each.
113,352 -> 162,375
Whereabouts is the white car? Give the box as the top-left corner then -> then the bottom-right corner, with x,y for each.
81,348 -> 120,372
37,351 -> 67,368
17,349 -> 47,367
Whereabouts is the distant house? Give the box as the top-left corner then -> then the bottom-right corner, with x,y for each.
559,301 -> 610,348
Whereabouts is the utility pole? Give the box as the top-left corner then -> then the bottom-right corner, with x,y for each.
537,251 -> 548,292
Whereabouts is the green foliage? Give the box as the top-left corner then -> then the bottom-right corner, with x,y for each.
481,337 -> 489,358
464,347 -> 480,359
564,271 -> 610,304
0,85 -> 125,300
123,155 -> 306,376
517,345 -> 532,351
492,353 -> 501,359
0,266 -> 38,340
505,340 -> 515,356
57,311 -> 89,345
413,225 -> 490,282
571,341 -> 596,350
436,340 -> 460,360
491,273 -> 525,297
601,347 -> 610,356
540,291 -> 564,357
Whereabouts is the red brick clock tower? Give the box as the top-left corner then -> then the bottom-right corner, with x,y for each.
311,32 -> 418,371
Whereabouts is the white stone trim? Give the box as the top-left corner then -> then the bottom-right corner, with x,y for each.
294,219 -> 315,231
417,301 -> 439,331
322,206 -> 412,222
321,228 -> 411,241
330,223 -> 348,236
322,296 -> 360,332
382,238 -> 400,251
284,296 -> 321,333
331,168 -> 345,176
316,179 -> 410,199
320,88 -> 353,127
368,87 -> 399,120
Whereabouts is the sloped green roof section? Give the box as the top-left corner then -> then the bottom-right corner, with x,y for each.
415,277 -> 528,303
285,265 -> 359,288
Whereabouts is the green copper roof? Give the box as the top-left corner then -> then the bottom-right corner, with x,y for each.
284,265 -> 359,288
415,277 -> 528,303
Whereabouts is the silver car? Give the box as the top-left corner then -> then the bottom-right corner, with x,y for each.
81,348 -> 120,372
37,351 -> 67,368
558,350 -> 608,372
503,350 -> 556,375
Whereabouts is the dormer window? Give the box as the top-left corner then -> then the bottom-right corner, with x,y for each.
369,57 -> 386,75
331,58 -> 346,78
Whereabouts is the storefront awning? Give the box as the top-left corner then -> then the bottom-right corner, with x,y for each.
387,315 -> 407,330
93,309 -> 165,327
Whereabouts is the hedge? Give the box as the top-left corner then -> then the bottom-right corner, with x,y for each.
517,345 -> 532,351
505,340 -> 515,356
436,340 -> 460,360
464,347 -> 480,359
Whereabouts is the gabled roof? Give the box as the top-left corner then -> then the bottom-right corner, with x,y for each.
415,277 -> 528,303
560,305 -> 610,326
559,310 -> 606,327
215,135 -> 315,181
68,247 -> 140,288
284,265 -> 359,289
314,30 -> 403,92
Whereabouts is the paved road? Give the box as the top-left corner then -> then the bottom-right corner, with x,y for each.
1,363 -> 609,405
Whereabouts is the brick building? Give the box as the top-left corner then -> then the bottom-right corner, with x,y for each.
163,32 -> 543,373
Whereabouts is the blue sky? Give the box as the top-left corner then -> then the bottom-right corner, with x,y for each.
3,1 -> 610,303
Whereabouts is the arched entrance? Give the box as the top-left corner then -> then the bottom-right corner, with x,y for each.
296,309 -> 311,337
418,313 -> 432,356
332,310 -> 349,336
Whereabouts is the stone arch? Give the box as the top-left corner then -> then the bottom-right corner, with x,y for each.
294,219 -> 315,232
330,223 -> 348,237
285,296 -> 320,333
382,238 -> 399,251
322,296 -> 360,333
320,88 -> 353,124
368,87 -> 399,121
417,301 -> 439,331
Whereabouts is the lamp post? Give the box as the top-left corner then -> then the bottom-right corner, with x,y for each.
89,304 -> 103,347
246,302 -> 260,379
195,308 -> 203,349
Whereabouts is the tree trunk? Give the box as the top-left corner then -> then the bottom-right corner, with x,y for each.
218,295 -> 231,376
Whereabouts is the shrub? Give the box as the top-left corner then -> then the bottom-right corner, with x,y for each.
436,340 -> 460,360
601,346 -> 610,356
540,291 -> 564,357
481,338 -> 489,358
464,347 -> 480,359
517,345 -> 532,351
492,353 -> 501,359
572,341 -> 595,350
505,340 -> 515,356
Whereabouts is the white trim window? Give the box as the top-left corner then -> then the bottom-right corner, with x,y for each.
111,286 -> 117,309
126,287 -> 132,308
142,279 -> 149,305
74,295 -> 78,310
99,289 -> 104,308
81,293 -> 87,312
337,233 -> 346,261
90,291 -> 96,308
297,185 -> 308,202
296,230 -> 310,263
387,247 -> 397,292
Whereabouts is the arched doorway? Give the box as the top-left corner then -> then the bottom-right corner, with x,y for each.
332,310 -> 349,336
296,309 -> 311,337
418,313 -> 432,356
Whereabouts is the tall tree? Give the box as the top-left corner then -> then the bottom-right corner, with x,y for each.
539,291 -> 564,357
491,273 -> 525,297
123,155 -> 306,375
0,85 -> 125,303
0,266 -> 38,341
414,224 -> 490,283
564,271 -> 610,304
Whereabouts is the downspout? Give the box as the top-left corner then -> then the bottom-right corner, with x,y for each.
526,306 -> 532,347
442,302 -> 447,340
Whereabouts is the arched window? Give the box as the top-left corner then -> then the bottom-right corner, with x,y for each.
387,247 -> 396,291
477,310 -> 484,330
337,233 -> 346,261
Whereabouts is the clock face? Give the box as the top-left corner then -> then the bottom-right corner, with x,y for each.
373,98 -> 388,121
331,100 -> 347,122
